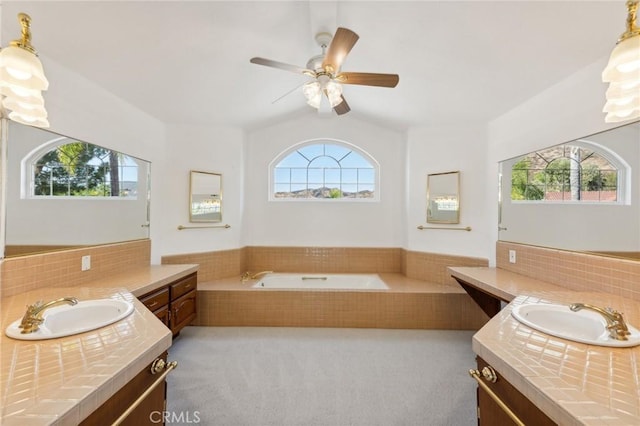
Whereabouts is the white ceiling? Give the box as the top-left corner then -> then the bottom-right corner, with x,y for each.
1,1 -> 627,130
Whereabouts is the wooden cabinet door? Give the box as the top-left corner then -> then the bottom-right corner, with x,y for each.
476,357 -> 556,426
170,290 -> 197,335
80,353 -> 168,425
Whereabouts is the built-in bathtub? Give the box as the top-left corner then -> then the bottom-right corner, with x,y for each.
194,273 -> 488,330
253,273 -> 389,290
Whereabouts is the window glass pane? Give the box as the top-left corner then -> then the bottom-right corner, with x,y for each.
326,144 -> 351,160
274,168 -> 291,183
307,168 -> 323,183
341,168 -> 358,183
325,169 -> 341,183
290,168 -> 307,183
277,152 -> 307,167
309,156 -> 339,168
358,169 -> 375,184
297,145 -> 324,160
340,151 -> 372,168
272,141 -> 377,201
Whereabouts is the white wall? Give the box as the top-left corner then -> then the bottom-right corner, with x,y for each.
487,56 -> 637,264
405,124 -> 489,258
151,123 -> 244,260
243,113 -> 405,247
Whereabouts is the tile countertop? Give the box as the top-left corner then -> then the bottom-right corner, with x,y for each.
0,264 -> 198,426
449,266 -> 640,426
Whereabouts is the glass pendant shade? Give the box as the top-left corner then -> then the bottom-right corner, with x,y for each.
303,81 -> 322,108
0,13 -> 49,128
0,46 -> 49,90
602,1 -> 640,123
8,110 -> 49,128
602,38 -> 640,122
325,81 -> 344,107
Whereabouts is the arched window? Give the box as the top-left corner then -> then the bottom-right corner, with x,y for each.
511,140 -> 629,203
24,138 -> 139,198
270,140 -> 379,200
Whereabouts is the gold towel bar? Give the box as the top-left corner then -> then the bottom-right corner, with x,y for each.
111,360 -> 178,426
417,225 -> 471,231
469,368 -> 525,426
178,224 -> 231,230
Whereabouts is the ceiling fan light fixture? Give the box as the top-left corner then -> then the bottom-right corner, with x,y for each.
602,0 -> 640,123
325,81 -> 344,107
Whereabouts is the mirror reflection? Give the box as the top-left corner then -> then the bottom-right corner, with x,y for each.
3,120 -> 151,258
499,121 -> 640,260
189,170 -> 222,223
427,171 -> 460,224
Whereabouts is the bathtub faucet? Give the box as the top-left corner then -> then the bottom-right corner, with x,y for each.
241,271 -> 273,282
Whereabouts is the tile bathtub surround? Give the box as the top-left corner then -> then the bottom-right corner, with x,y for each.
245,246 -> 403,273
161,247 -> 245,282
0,286 -> 171,426
496,241 -> 640,302
162,246 -> 487,284
404,250 -> 488,284
194,274 -> 489,329
1,240 -> 151,298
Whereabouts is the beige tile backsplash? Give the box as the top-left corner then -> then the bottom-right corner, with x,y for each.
497,241 -> 640,302
1,240 -> 150,298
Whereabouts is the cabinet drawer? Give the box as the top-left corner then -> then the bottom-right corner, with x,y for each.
171,273 -> 197,300
140,287 -> 170,311
154,304 -> 170,328
171,289 -> 197,335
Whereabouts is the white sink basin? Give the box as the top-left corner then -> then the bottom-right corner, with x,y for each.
5,299 -> 134,340
511,303 -> 640,347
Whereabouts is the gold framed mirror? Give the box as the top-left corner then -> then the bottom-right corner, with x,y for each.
427,171 -> 460,224
189,170 -> 222,223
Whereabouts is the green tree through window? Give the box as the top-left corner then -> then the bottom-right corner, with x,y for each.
511,144 -> 618,202
32,142 -> 139,197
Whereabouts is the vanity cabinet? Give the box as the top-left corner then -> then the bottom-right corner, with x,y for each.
473,357 -> 556,426
139,272 -> 197,336
80,352 -> 168,425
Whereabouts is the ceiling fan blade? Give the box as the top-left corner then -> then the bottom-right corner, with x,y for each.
322,27 -> 359,73
333,96 -> 350,115
250,57 -> 315,76
337,72 -> 399,88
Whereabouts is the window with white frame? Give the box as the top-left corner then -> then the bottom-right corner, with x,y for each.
510,140 -> 628,203
271,140 -> 379,200
27,140 -> 139,198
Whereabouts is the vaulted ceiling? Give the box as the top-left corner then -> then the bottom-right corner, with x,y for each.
1,1 -> 626,130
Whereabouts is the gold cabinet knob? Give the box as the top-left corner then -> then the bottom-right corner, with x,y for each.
481,366 -> 498,383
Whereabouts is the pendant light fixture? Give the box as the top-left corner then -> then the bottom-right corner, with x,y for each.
0,13 -> 49,128
602,0 -> 640,123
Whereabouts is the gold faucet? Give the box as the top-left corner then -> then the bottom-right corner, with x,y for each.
569,303 -> 631,341
19,297 -> 78,334
241,271 -> 273,282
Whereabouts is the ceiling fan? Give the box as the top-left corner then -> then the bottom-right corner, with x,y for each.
250,27 -> 399,115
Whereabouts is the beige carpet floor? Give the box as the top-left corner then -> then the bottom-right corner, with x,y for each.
167,326 -> 477,426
